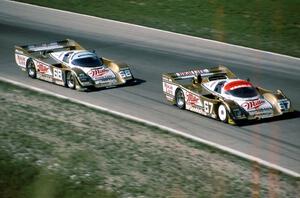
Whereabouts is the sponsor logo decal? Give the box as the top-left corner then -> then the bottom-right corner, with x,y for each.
241,99 -> 265,110
176,69 -> 209,77
36,62 -> 50,74
15,54 -> 28,67
186,93 -> 199,106
28,43 -> 63,52
88,68 -> 108,77
17,55 -> 26,66
163,82 -> 174,95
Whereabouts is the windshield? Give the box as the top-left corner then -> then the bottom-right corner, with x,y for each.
71,56 -> 103,67
226,87 -> 258,98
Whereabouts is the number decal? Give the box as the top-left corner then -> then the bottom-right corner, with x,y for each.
119,70 -> 132,78
204,101 -> 213,114
53,68 -> 62,80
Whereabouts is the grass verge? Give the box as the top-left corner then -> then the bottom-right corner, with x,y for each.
16,0 -> 300,57
0,80 -> 299,197
0,150 -> 117,198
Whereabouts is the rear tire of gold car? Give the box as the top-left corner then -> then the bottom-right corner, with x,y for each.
26,59 -> 36,79
66,72 -> 76,89
175,89 -> 185,109
218,104 -> 228,123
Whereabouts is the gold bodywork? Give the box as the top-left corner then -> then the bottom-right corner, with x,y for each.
162,66 -> 293,124
15,39 -> 134,90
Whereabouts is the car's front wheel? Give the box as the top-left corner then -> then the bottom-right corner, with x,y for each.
66,72 -> 76,89
26,59 -> 36,78
218,104 -> 228,123
175,89 -> 185,109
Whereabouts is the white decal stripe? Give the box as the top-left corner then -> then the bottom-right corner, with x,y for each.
0,76 -> 299,178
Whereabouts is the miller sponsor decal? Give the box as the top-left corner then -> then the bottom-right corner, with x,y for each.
36,62 -> 50,74
186,93 -> 199,106
88,68 -> 108,77
242,99 -> 265,110
164,82 -> 174,95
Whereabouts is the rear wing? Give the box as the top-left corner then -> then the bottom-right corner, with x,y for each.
162,66 -> 236,82
15,39 -> 84,55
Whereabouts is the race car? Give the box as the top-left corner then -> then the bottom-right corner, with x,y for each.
15,39 -> 134,90
162,66 -> 293,125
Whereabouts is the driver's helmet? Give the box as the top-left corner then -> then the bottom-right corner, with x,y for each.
193,74 -> 202,84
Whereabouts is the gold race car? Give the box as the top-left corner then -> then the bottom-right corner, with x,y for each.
15,39 -> 134,91
162,66 -> 293,125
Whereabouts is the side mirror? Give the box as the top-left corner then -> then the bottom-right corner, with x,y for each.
246,78 -> 250,82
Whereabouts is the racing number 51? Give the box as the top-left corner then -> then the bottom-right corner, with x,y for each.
204,101 -> 213,114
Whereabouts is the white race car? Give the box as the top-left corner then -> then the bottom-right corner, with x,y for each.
162,66 -> 293,124
15,39 -> 134,91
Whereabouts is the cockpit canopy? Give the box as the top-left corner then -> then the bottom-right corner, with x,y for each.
67,51 -> 103,67
223,80 -> 258,98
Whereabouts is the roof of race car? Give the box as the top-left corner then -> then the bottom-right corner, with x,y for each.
50,50 -> 98,63
203,79 -> 253,93
223,79 -> 253,91
69,50 -> 97,61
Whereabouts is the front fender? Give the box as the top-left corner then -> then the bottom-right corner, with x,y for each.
70,68 -> 93,87
263,92 -> 293,114
221,99 -> 247,123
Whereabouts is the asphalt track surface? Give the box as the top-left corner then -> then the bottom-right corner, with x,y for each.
1,1 -> 300,175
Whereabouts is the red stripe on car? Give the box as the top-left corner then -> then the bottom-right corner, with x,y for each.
224,80 -> 252,91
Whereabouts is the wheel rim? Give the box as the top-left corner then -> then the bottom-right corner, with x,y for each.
218,105 -> 227,121
176,90 -> 185,107
28,62 -> 36,77
67,73 -> 75,88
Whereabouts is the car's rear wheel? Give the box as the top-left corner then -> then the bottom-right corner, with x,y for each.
66,72 -> 76,89
175,89 -> 185,109
218,104 -> 228,123
26,59 -> 36,78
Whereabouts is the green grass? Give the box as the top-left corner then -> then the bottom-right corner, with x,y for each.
0,151 -> 117,198
0,80 -> 299,197
16,0 -> 300,57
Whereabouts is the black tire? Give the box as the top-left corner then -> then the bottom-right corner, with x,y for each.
66,72 -> 76,89
218,104 -> 228,123
175,89 -> 185,109
26,59 -> 36,78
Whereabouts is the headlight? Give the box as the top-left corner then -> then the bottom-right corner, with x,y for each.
232,109 -> 241,117
78,73 -> 90,82
232,108 -> 246,119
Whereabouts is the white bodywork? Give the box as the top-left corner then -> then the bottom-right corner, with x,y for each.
50,50 -> 117,85
203,79 -> 274,119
